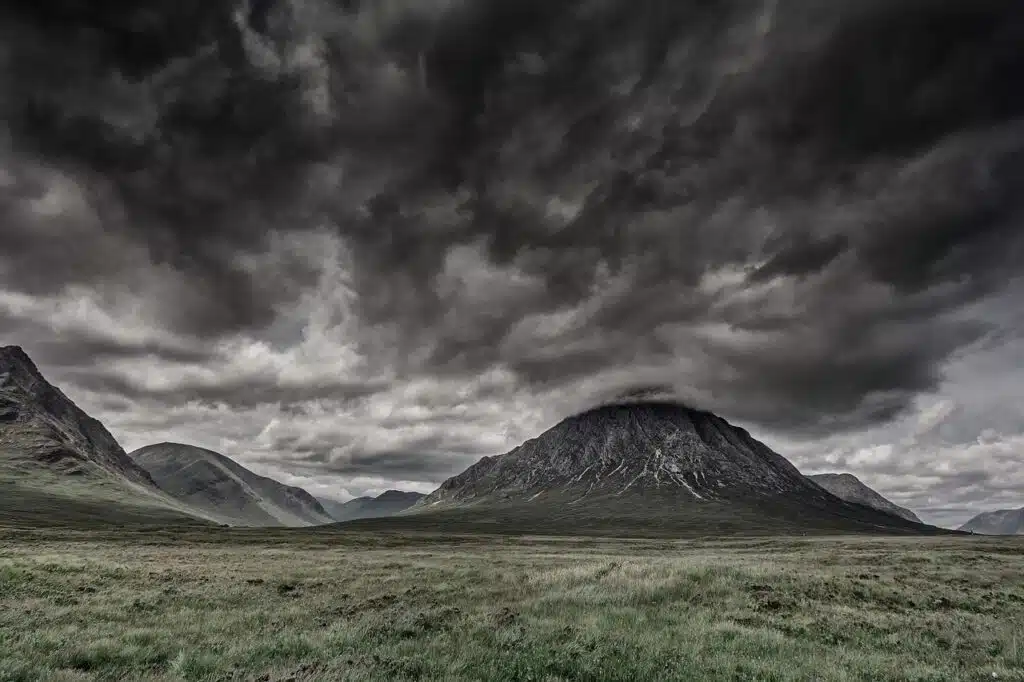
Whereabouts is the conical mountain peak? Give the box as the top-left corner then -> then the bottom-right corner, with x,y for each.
421,401 -> 817,507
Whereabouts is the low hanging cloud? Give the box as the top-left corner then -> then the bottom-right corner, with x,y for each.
2,0 -> 1023,514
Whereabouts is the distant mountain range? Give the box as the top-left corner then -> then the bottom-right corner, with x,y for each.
131,443 -> 333,527
317,490 -> 425,522
958,507 -> 1024,535
1,346 -> 951,536
808,473 -> 921,523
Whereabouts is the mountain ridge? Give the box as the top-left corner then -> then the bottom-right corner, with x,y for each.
958,507 -> 1024,535
808,473 -> 922,523
318,489 -> 425,522
130,442 -> 333,527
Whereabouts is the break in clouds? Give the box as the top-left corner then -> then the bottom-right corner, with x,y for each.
1,0 -> 1022,524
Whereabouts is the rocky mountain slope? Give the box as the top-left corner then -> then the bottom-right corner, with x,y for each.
421,403 -> 848,506
0,346 -> 210,526
130,443 -> 333,527
808,473 -> 921,523
318,490 -> 425,522
364,402 -> 947,537
958,507 -> 1024,535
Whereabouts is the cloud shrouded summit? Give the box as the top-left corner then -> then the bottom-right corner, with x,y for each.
1,0 -> 1023,523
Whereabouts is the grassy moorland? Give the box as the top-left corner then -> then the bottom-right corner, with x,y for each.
0,528 -> 1021,682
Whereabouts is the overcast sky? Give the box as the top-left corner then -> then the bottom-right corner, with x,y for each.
1,0 -> 1022,526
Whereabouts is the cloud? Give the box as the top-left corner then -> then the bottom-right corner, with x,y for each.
779,335 -> 1024,529
2,0 -> 1023,512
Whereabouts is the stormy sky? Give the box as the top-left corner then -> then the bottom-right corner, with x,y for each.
1,0 -> 1022,526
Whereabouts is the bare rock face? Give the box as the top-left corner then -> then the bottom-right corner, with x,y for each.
0,346 -> 157,486
422,402 -> 838,507
959,507 -> 1024,535
130,443 -> 334,527
809,473 -> 922,523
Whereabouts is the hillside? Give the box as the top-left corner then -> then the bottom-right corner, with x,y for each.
959,507 -> 1024,535
130,443 -> 333,527
0,346 -> 211,526
318,490 -> 425,522
808,473 -> 922,523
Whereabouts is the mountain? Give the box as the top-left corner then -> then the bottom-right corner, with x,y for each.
0,346 -> 210,526
346,402 -> 946,537
318,490 -> 425,522
130,443 -> 333,527
808,473 -> 921,523
958,507 -> 1024,535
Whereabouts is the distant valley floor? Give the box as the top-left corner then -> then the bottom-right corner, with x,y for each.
0,528 -> 1021,682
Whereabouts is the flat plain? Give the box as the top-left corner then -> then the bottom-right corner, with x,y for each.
0,527 -> 1022,682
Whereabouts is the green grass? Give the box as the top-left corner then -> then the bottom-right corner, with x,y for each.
0,528 -> 1021,681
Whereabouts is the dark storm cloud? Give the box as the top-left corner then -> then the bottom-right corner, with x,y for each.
267,428 -> 493,479
0,0 -> 331,336
66,369 -> 388,411
11,330 -> 214,368
291,446 -> 484,480
2,0 -> 1023,443
331,0 -> 1023,433
0,309 -> 214,376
